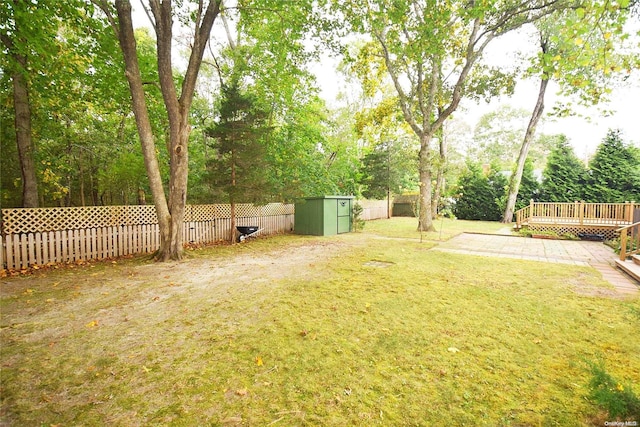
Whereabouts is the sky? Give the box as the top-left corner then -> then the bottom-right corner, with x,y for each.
130,4 -> 639,160
312,28 -> 640,161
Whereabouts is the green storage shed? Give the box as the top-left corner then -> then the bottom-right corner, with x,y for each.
294,196 -> 354,236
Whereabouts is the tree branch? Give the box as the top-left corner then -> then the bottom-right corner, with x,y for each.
375,30 -> 423,137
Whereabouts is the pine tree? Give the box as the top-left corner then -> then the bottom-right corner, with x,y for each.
540,136 -> 587,202
206,83 -> 272,242
515,158 -> 540,210
454,163 -> 505,221
360,140 -> 417,200
585,130 -> 640,203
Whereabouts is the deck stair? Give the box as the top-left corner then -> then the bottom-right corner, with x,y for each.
615,254 -> 640,284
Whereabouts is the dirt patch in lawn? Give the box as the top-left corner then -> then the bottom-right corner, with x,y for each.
1,237 -> 351,309
0,236 -> 362,425
0,237 -> 357,355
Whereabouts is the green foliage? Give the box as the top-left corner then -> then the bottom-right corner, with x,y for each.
585,129 -> 640,202
206,83 -> 272,204
515,158 -> 540,210
533,3 -> 639,111
265,98 -> 351,201
470,105 -> 555,171
0,1 -> 153,207
540,135 -> 588,202
587,360 -> 640,419
351,202 -> 366,232
359,140 -> 418,200
453,163 -> 506,221
471,105 -> 529,170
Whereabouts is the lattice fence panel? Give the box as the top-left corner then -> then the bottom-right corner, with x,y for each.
528,224 -> 619,240
186,204 -> 218,222
234,204 -> 260,218
214,204 -> 231,218
1,203 -> 295,270
1,206 -> 159,234
261,203 -> 294,216
2,203 -> 295,235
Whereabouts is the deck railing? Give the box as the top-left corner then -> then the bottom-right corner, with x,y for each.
617,221 -> 640,261
516,201 -> 638,229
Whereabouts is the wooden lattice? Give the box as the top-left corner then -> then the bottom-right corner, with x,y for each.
528,224 -> 620,240
1,203 -> 295,235
1,205 -> 158,234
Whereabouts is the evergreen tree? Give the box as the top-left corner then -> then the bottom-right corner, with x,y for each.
585,129 -> 640,202
540,135 -> 588,202
515,158 -> 540,211
206,83 -> 272,242
359,140 -> 418,200
206,83 -> 272,204
453,163 -> 505,221
487,163 -> 509,219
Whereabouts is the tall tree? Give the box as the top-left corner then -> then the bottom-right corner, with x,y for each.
193,0 -> 347,202
515,158 -> 540,210
335,0 -> 568,231
540,135 -> 588,202
502,1 -> 638,223
206,83 -> 271,242
0,1 -> 85,207
586,129 -> 640,202
359,139 -> 418,201
471,105 -> 529,169
94,0 -> 222,261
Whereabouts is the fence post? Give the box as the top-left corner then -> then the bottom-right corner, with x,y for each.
627,201 -> 635,223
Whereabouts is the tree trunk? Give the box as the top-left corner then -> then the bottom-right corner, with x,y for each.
112,1 -> 172,257
417,134 -> 436,231
230,148 -> 237,244
431,122 -> 447,219
164,125 -> 190,259
230,201 -> 237,244
12,66 -> 39,208
103,0 -> 221,261
502,77 -> 549,223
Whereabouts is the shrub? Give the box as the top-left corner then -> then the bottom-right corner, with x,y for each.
352,202 -> 366,232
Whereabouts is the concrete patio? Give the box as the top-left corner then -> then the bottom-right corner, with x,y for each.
430,232 -> 639,296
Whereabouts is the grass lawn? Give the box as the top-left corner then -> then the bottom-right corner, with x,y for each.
362,216 -> 508,240
1,218 -> 639,426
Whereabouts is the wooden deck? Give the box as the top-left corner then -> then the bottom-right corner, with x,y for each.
515,201 -> 639,240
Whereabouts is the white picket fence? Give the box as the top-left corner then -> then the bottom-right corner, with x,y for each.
358,199 -> 390,220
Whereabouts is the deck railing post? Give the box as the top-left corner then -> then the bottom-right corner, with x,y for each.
627,201 -> 635,223
529,199 -> 534,220
620,228 -> 628,261
578,201 -> 584,225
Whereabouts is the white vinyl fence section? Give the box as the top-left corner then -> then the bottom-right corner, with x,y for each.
358,199 -> 390,220
1,203 -> 294,270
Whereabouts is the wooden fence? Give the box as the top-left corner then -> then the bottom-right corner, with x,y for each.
0,200 -> 391,271
1,204 -> 294,270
